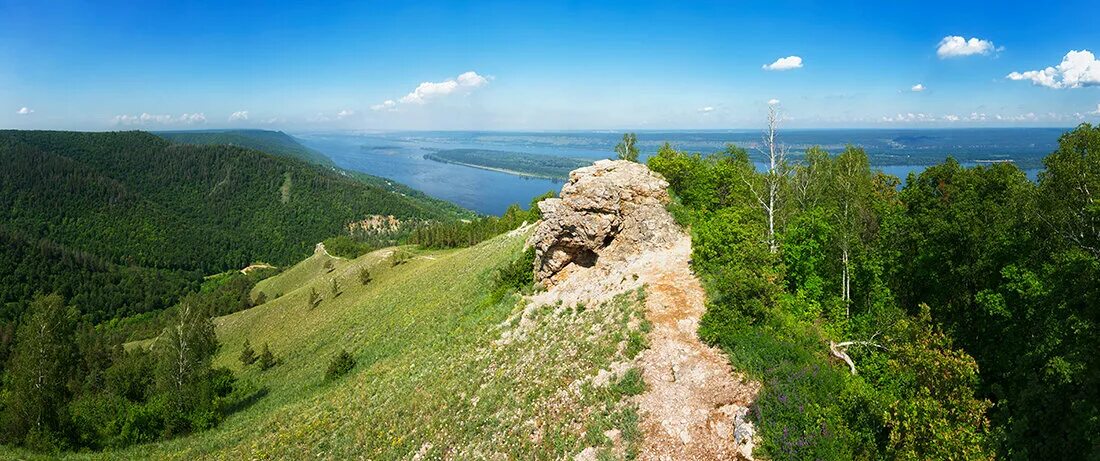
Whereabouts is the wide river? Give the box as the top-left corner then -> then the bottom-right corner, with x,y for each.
297,129 -> 1057,215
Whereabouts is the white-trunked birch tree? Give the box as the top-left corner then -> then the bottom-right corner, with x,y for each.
154,296 -> 218,424
742,102 -> 790,254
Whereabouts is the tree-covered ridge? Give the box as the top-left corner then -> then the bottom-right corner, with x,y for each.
0,130 -> 465,273
423,148 -> 595,179
648,123 -> 1100,459
0,228 -> 201,325
158,130 -> 472,220
156,129 -> 335,167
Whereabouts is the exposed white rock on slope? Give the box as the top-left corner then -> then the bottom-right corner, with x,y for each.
529,159 -> 679,286
528,160 -> 761,460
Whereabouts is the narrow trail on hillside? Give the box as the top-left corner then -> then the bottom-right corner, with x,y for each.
528,160 -> 761,460
314,241 -> 342,259
634,235 -> 760,461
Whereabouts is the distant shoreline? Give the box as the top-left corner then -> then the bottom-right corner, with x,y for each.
423,154 -> 572,180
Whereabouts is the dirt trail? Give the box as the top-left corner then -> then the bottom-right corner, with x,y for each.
240,263 -> 276,274
314,241 -> 342,259
634,235 -> 760,461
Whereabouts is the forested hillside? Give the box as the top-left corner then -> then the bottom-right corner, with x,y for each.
156,129 -> 334,166
648,122 -> 1100,459
0,130 -> 466,271
0,130 -> 469,327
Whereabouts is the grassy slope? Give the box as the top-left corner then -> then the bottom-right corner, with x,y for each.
44,230 -> 645,460
250,249 -> 342,300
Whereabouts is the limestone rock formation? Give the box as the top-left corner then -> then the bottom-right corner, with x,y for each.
525,159 -> 760,459
528,159 -> 679,285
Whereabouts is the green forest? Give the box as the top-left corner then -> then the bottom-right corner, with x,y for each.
647,123 -> 1100,459
1,124 -> 1097,458
155,129 -> 335,166
423,148 -> 595,179
0,130 -> 469,361
0,130 -> 484,453
0,130 -> 465,271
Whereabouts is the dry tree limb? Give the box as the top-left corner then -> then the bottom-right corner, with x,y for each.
829,339 -> 885,375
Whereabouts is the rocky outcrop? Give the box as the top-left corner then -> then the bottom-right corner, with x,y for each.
526,159 -> 761,460
528,159 -> 679,285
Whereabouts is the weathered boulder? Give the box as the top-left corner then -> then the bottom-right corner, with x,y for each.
528,159 -> 678,285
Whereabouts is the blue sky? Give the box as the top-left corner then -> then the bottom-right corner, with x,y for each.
2,0 -> 1098,130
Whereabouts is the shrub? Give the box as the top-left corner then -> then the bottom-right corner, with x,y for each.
308,287 -> 321,309
359,267 -> 373,285
391,249 -> 412,266
493,246 -> 535,293
322,235 -> 376,259
325,349 -> 356,381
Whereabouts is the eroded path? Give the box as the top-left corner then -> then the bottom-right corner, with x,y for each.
634,235 -> 760,461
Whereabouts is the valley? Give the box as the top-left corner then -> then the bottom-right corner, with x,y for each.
5,3 -> 1099,459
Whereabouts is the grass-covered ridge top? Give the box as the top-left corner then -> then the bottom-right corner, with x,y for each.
424,148 -> 597,180
18,229 -> 646,459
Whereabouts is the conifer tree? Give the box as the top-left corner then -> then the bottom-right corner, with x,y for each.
239,339 -> 257,366
259,343 -> 276,371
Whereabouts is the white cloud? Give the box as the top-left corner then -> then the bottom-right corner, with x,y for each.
698,106 -> 715,113
767,98 -> 780,105
229,110 -> 249,121
1091,104 -> 1100,115
936,36 -> 997,58
1007,50 -> 1100,89
16,106 -> 33,115
371,100 -> 397,112
911,83 -> 925,92
336,109 -> 355,119
762,56 -> 803,71
994,112 -> 1039,122
456,71 -> 489,88
879,110 -> 1090,124
380,70 -> 491,107
400,80 -> 459,104
881,112 -> 937,123
113,112 -> 206,126
178,113 -> 206,124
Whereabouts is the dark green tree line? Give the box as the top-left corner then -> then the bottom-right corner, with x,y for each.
648,123 -> 1100,459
